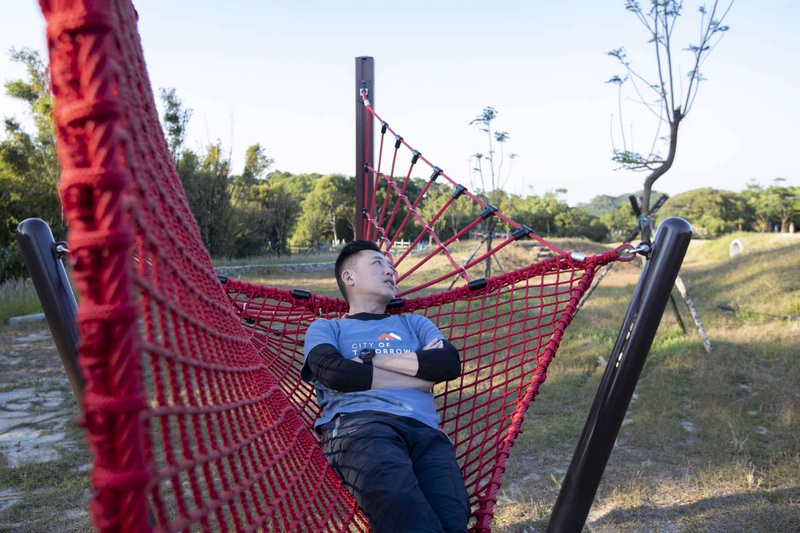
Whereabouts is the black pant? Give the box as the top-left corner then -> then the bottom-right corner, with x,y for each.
320,411 -> 471,533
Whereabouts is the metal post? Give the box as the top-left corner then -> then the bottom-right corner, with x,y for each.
355,56 -> 374,241
546,217 -> 692,533
16,218 -> 83,404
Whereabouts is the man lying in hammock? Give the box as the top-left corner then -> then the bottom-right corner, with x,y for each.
301,240 -> 471,533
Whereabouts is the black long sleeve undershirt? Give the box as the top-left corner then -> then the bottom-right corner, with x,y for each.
303,343 -> 373,392
415,340 -> 461,382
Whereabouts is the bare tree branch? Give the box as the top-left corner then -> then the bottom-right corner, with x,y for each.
607,0 -> 734,219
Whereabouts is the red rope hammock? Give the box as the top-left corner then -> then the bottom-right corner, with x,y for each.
39,1 -> 631,530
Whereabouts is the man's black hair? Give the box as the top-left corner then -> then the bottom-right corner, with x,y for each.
335,240 -> 382,302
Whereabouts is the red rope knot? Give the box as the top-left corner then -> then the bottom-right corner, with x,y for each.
592,245 -> 627,265
68,229 -> 133,253
56,99 -> 121,127
82,390 -> 147,415
45,10 -> 113,42
90,464 -> 149,491
61,168 -> 126,191
78,303 -> 138,325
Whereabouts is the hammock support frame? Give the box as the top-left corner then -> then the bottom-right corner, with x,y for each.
547,216 -> 692,532
355,56 -> 375,240
16,217 -> 84,404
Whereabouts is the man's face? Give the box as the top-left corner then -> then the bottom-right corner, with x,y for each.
344,250 -> 398,303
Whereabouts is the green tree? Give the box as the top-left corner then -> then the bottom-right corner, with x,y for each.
258,181 -> 300,252
293,174 -> 352,247
525,190 -> 569,236
581,190 -> 667,220
0,48 -> 60,281
159,87 -> 192,160
227,143 -> 275,256
602,203 -> 638,241
231,180 -> 297,256
158,88 -> 264,257
417,181 -> 451,244
554,207 -> 609,241
173,143 -> 234,256
660,187 -> 750,237
743,180 -> 798,233
201,143 -> 235,256
418,181 -> 479,244
367,175 -> 426,244
587,218 -> 612,242
580,194 -> 621,219
608,0 -> 733,223
231,143 -> 273,208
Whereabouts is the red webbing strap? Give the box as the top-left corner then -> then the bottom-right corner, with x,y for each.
41,1 -> 366,531
223,251 -> 617,532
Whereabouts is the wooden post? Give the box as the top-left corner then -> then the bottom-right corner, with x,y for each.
675,274 -> 712,353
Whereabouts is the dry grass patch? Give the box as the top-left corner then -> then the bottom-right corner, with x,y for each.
487,233 -> 799,531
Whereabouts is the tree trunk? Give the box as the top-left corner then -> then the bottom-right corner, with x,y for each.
641,109 -> 683,233
782,213 -> 793,233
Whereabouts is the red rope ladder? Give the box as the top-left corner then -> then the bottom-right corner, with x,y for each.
39,1 -> 633,531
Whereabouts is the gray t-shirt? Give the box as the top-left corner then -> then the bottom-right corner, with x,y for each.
302,313 -> 443,430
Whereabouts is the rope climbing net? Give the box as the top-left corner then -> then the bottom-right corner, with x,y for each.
39,1 -> 637,531
357,88 -> 570,297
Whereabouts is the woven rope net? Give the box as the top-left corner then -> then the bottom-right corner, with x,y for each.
40,1 -> 628,531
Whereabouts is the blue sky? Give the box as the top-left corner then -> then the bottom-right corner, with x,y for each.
1,1 -> 797,205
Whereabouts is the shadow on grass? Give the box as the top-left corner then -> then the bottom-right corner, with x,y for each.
589,486 -> 800,532
498,487 -> 800,532
680,240 -> 800,317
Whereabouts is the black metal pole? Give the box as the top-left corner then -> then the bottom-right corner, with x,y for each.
546,217 -> 692,533
16,218 -> 83,405
355,56 -> 374,241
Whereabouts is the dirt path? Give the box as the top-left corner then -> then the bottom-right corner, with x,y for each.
0,323 -> 91,532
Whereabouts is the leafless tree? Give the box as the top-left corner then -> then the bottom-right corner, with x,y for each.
608,0 -> 734,232
469,107 -> 517,278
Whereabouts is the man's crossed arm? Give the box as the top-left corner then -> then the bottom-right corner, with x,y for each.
305,339 -> 461,393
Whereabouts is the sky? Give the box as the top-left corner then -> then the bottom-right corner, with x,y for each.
1,1 -> 798,206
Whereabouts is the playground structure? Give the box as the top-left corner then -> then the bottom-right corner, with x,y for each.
18,2 -> 692,531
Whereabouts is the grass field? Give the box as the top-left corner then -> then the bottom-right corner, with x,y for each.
483,232 -> 800,531
0,232 -> 797,531
211,251 -> 338,267
0,278 -> 43,325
